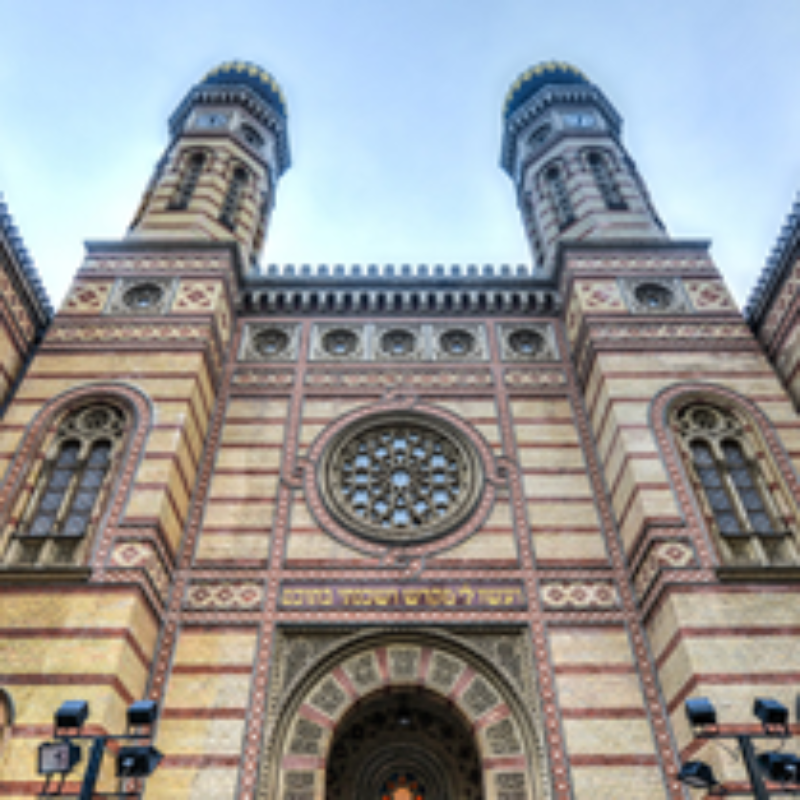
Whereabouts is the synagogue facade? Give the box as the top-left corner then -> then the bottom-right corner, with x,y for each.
0,59 -> 799,799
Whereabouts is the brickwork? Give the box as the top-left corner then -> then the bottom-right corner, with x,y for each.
2,61 -> 800,800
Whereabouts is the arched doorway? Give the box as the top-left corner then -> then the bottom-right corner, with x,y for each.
326,687 -> 482,800
258,631 -> 546,800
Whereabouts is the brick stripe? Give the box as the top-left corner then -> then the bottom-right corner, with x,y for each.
0,673 -> 134,705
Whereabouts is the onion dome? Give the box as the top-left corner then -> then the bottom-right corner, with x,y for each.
503,61 -> 589,120
201,60 -> 287,119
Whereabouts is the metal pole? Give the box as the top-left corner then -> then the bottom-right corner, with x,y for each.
79,736 -> 107,800
738,734 -> 770,800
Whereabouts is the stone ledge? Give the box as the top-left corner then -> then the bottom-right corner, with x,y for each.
0,565 -> 91,583
716,565 -> 800,583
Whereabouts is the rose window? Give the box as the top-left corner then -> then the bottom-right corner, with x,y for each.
123,283 -> 164,310
634,282 -> 673,310
440,329 -> 475,357
253,328 -> 289,356
320,413 -> 482,544
322,328 -> 359,356
509,329 -> 545,356
380,329 -> 416,357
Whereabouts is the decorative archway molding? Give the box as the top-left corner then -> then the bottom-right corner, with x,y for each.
650,380 -> 800,570
257,628 -> 549,800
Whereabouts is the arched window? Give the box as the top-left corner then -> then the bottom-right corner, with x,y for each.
544,165 -> 575,229
587,151 -> 626,210
521,190 -> 544,264
169,151 -> 206,210
672,403 -> 798,566
219,166 -> 248,230
4,404 -> 127,567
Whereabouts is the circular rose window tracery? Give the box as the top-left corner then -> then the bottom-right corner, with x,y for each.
319,413 -> 483,545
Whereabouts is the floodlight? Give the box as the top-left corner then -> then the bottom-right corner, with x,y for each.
754,698 -> 789,732
127,700 -> 159,727
678,760 -> 718,789
54,700 -> 89,730
684,697 -> 717,729
116,745 -> 163,778
757,752 -> 800,783
38,740 -> 81,775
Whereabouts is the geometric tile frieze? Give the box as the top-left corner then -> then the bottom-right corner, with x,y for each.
184,580 -> 265,610
539,580 -> 620,610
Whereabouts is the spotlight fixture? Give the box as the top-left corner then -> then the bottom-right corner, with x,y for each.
116,745 -> 163,778
678,760 -> 718,789
753,698 -> 789,733
54,700 -> 89,731
757,751 -> 800,783
127,700 -> 159,728
38,740 -> 81,776
684,697 -> 718,730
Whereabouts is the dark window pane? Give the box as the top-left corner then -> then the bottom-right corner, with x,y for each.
62,515 -> 88,537
88,444 -> 111,466
717,513 -> 743,535
691,442 -> 715,467
30,515 -> 54,536
57,443 -> 80,466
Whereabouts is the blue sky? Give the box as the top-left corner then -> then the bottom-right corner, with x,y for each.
1,0 -> 799,306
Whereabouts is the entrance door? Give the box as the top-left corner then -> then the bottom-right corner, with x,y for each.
325,688 -> 483,800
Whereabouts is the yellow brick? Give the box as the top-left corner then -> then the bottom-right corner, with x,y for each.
174,630 -> 258,666
557,673 -> 644,709
563,718 -> 656,755
550,628 -> 633,665
572,766 -> 668,800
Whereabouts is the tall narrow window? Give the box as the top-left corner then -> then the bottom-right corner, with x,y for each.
219,166 -> 248,230
673,403 -> 798,567
522,190 -> 544,265
4,404 -> 127,567
587,152 -> 626,210
169,152 -> 206,210
544,165 -> 575,229
0,689 -> 11,762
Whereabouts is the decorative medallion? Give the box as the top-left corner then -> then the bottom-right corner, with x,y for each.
432,324 -> 487,362
440,329 -> 475,357
318,412 -> 483,545
311,324 -> 366,361
380,329 -> 417,357
619,277 -> 690,315
499,323 -> 557,362
123,283 -> 164,310
240,323 -> 299,362
105,277 -> 176,316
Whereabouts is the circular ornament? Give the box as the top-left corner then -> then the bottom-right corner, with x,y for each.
318,412 -> 483,545
440,329 -> 475,357
509,328 -> 545,357
381,329 -> 416,357
253,328 -> 289,357
123,283 -> 164,311
634,282 -> 673,310
322,328 -> 359,357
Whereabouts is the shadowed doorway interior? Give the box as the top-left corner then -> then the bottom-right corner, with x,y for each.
325,688 -> 484,800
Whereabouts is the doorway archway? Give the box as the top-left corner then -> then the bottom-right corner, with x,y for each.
326,687 -> 482,800
258,630 -> 546,800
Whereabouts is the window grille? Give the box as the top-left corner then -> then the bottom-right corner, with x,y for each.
169,152 -> 205,210
544,165 -> 575,229
3,404 -> 126,567
587,152 -> 626,210
673,403 -> 798,566
219,166 -> 248,230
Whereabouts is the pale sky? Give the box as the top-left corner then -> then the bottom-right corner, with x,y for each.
1,0 -> 799,307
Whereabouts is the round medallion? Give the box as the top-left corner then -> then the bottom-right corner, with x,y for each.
319,412 -> 483,545
634,282 -> 673,310
253,328 -> 289,357
440,329 -> 475,357
381,329 -> 416,357
509,328 -> 545,357
322,328 -> 359,357
123,283 -> 164,311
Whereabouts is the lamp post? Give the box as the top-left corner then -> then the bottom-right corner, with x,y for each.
678,696 -> 800,797
37,699 -> 162,798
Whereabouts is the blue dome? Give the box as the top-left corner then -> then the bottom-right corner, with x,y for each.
201,61 -> 287,118
504,61 -> 589,119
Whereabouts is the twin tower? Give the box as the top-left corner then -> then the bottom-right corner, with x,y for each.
129,60 -> 666,271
